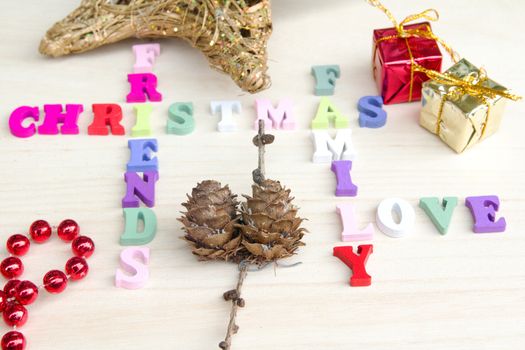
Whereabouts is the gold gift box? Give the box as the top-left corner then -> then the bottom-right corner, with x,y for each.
420,59 -> 509,153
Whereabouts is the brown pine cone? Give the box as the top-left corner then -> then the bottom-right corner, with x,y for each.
179,181 -> 242,262
237,179 -> 306,264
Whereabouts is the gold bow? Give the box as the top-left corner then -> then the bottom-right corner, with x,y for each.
414,63 -> 522,140
413,64 -> 521,102
369,0 -> 459,101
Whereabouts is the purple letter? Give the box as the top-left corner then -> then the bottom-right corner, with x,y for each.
465,195 -> 506,233
122,171 -> 159,208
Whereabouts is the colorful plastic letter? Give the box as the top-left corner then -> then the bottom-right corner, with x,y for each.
465,196 -> 506,233
419,197 -> 458,235
167,102 -> 195,135
127,138 -> 158,172
210,101 -> 241,132
131,104 -> 153,137
122,171 -> 159,208
376,198 -> 415,238
337,203 -> 374,242
333,245 -> 373,287
358,96 -> 387,128
312,129 -> 356,163
331,160 -> 358,197
88,104 -> 125,135
120,208 -> 157,245
311,65 -> 340,96
311,97 -> 349,129
39,104 -> 83,135
115,247 -> 150,289
254,98 -> 296,130
126,73 -> 162,103
133,43 -> 160,73
9,106 -> 39,138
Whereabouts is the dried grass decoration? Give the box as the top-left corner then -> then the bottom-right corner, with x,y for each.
39,0 -> 273,93
179,121 -> 307,349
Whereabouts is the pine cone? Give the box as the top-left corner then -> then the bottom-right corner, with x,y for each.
237,179 -> 306,263
180,181 -> 242,262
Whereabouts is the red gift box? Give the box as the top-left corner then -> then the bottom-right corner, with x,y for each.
372,22 -> 442,104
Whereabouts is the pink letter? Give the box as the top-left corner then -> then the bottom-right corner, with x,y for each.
133,44 -> 160,73
115,247 -> 150,289
337,203 -> 374,242
9,106 -> 39,138
255,98 -> 295,130
39,104 -> 83,135
126,73 -> 162,103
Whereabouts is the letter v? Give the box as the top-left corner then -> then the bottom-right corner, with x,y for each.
419,197 -> 458,235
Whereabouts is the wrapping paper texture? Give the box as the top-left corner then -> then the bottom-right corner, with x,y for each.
373,22 -> 442,104
420,58 -> 508,153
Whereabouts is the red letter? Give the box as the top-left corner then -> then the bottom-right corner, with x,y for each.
88,104 -> 125,135
333,244 -> 373,287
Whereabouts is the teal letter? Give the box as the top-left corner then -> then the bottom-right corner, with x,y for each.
311,65 -> 340,96
167,102 -> 194,135
419,197 -> 458,235
120,208 -> 157,245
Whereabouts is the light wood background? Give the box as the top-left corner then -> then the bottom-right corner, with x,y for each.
1,1 -> 524,349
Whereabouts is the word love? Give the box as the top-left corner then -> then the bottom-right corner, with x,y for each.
338,195 -> 506,241
332,195 -> 506,288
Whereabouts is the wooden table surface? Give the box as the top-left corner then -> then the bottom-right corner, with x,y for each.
1,1 -> 524,349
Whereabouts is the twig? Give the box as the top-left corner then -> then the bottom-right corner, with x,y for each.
219,263 -> 249,350
252,119 -> 274,185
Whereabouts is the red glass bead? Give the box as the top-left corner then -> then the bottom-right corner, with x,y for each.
1,331 -> 26,350
2,303 -> 28,328
0,291 -> 6,313
3,280 -> 20,297
57,219 -> 80,242
6,235 -> 30,257
72,236 -> 95,258
43,270 -> 68,294
65,257 -> 88,281
14,281 -> 38,306
0,257 -> 24,279
29,220 -> 52,243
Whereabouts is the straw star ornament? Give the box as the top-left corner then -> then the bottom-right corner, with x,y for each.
39,0 -> 273,93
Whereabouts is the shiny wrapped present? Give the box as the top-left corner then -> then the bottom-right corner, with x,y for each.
420,58 -> 521,153
373,22 -> 442,104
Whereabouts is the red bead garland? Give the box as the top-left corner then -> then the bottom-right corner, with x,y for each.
1,220 -> 94,350
14,282 -> 38,306
42,270 -> 68,294
3,280 -> 20,298
1,331 -> 25,350
0,258 -> 24,279
28,221 -> 51,243
71,236 -> 95,258
2,303 -> 27,328
57,219 -> 79,242
6,236 -> 29,257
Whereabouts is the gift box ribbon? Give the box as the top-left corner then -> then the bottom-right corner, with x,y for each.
414,64 -> 521,139
369,0 -> 459,102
